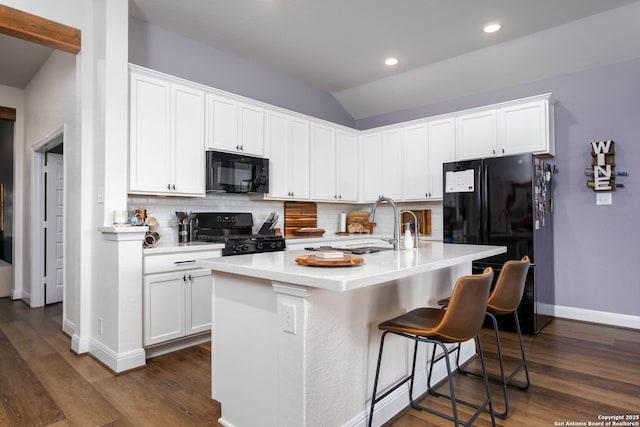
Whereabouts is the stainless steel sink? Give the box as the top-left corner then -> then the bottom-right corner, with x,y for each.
304,245 -> 393,255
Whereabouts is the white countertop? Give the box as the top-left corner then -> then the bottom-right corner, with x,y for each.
196,242 -> 505,292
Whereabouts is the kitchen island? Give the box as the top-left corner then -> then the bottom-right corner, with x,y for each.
197,242 -> 505,427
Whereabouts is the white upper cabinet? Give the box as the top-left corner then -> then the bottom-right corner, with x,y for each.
129,68 -> 205,197
310,123 -> 358,202
401,123 -> 429,201
265,110 -> 310,199
336,130 -> 359,202
129,66 -> 555,203
205,93 -> 264,156
456,94 -> 555,160
360,129 -> 403,203
497,98 -> 554,156
456,109 -> 498,160
360,133 -> 382,203
310,122 -> 337,201
380,129 -> 403,200
426,117 -> 456,199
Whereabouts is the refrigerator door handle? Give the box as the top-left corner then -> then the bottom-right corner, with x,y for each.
481,162 -> 489,242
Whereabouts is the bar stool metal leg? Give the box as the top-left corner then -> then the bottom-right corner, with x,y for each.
456,311 -> 531,419
427,336 -> 496,426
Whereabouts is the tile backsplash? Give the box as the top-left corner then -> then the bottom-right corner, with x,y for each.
128,193 -> 443,243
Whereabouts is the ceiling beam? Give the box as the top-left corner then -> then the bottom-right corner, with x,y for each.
0,106 -> 17,121
0,4 -> 81,54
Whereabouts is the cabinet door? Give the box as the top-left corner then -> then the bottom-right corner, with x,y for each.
129,72 -> 172,194
498,100 -> 548,156
289,117 -> 310,199
144,272 -> 185,346
265,112 -> 310,199
265,111 -> 290,198
310,122 -> 337,201
172,84 -> 205,196
206,93 -> 237,151
336,130 -> 358,201
456,109 -> 497,160
380,129 -> 403,199
185,270 -> 212,335
427,118 -> 456,199
360,133 -> 382,203
401,124 -> 429,200
238,102 -> 264,156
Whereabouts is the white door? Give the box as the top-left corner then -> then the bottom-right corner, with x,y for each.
45,153 -> 64,304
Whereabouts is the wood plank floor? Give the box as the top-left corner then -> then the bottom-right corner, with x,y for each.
1,297 -> 639,426
0,298 -> 220,426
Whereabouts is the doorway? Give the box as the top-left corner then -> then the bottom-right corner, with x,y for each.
31,129 -> 65,307
0,116 -> 14,298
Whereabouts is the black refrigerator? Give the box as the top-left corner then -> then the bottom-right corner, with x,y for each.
443,153 -> 554,334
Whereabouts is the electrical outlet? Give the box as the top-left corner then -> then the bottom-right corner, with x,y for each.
281,303 -> 296,334
98,317 -> 103,335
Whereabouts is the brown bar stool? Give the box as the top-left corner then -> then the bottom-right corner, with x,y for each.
368,268 -> 496,427
438,256 -> 531,419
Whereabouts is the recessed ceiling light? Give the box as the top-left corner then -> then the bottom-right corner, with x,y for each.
483,23 -> 501,33
385,57 -> 398,66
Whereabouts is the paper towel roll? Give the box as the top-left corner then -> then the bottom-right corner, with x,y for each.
339,212 -> 347,233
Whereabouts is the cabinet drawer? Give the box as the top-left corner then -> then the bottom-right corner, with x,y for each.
144,250 -> 221,275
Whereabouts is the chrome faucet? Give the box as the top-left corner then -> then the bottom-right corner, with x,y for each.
369,196 -> 401,250
400,210 -> 420,250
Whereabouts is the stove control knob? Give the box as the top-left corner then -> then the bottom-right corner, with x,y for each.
256,242 -> 263,250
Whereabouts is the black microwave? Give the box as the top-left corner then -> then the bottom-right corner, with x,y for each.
206,150 -> 269,193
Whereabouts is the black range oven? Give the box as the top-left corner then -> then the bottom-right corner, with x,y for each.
192,212 -> 285,256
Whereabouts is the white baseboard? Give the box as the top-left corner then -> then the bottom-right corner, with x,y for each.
12,289 -> 28,303
71,333 -> 91,354
62,318 -> 75,337
89,339 -> 147,373
539,303 -> 640,330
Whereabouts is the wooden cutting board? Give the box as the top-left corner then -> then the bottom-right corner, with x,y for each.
347,211 -> 375,234
284,201 -> 317,237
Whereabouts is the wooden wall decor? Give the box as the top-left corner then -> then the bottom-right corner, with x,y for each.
0,4 -> 81,54
586,140 -> 627,191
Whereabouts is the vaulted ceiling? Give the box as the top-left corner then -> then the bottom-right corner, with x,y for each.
128,0 -> 640,119
3,1 -> 640,119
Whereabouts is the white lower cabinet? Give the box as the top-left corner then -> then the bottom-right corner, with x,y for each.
144,269 -> 212,346
143,248 -> 220,348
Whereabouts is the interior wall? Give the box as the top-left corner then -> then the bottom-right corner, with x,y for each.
355,57 -> 640,319
24,50 -> 76,306
128,17 -> 355,128
0,120 -> 13,262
